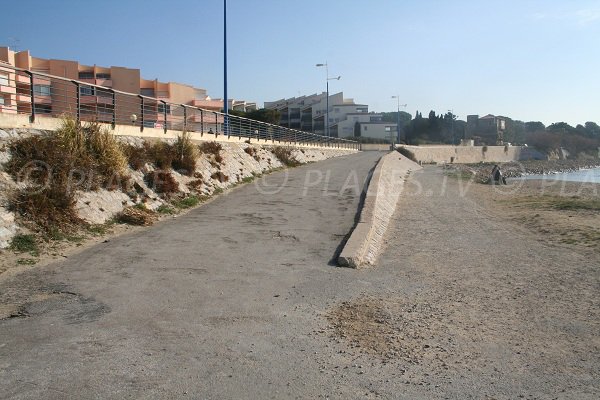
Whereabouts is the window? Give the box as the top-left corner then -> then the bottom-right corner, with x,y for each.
141,88 -> 155,97
96,73 -> 111,79
33,84 -> 52,96
35,104 -> 52,114
0,74 -> 8,86
78,72 -> 94,79
363,126 -> 368,131
157,103 -> 171,114
0,96 -> 5,105
97,88 -> 113,98
79,85 -> 95,96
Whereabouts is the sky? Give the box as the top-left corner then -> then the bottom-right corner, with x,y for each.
2,0 -> 599,126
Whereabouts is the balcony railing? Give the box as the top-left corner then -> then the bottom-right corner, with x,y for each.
0,65 -> 359,149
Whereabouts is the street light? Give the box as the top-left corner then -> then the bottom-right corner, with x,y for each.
316,63 -> 341,138
391,96 -> 407,144
223,0 -> 228,135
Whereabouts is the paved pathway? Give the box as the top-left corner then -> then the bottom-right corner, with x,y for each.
1,163 -> 598,399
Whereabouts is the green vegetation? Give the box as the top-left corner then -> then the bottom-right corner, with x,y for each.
172,195 -> 202,209
10,234 -> 39,255
16,258 -> 37,266
156,204 -> 176,214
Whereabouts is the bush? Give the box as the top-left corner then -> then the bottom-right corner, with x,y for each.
272,146 -> 300,167
6,117 -> 127,234
199,141 -> 222,156
172,195 -> 201,209
172,131 -> 198,176
144,170 -> 179,194
123,143 -> 152,170
9,234 -> 39,255
211,171 -> 229,183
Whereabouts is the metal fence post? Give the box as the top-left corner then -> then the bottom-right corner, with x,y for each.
25,71 -> 35,122
110,89 -> 116,129
183,105 -> 187,132
160,100 -> 167,134
72,80 -> 81,124
200,109 -> 204,136
138,95 -> 144,131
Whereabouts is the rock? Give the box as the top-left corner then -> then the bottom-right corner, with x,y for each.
75,190 -> 134,224
0,207 -> 17,249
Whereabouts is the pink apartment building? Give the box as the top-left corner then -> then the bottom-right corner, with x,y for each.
0,47 -> 256,129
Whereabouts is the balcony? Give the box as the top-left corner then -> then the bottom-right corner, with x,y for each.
0,84 -> 16,95
81,95 -> 114,105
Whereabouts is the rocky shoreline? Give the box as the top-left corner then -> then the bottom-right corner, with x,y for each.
445,159 -> 600,182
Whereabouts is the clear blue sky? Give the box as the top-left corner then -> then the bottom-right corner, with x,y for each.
2,0 -> 599,126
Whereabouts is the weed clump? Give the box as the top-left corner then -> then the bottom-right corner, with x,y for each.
144,171 -> 179,194
199,141 -> 222,156
6,117 -> 128,234
211,171 -> 229,183
172,195 -> 201,209
172,131 -> 198,176
272,146 -> 300,167
9,234 -> 39,255
117,206 -> 157,226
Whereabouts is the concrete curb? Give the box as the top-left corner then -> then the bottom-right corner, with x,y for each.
337,152 -> 422,268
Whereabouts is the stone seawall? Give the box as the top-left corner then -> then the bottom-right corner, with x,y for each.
338,152 -> 421,268
400,144 -> 545,164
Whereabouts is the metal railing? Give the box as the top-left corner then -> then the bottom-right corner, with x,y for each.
0,64 -> 359,149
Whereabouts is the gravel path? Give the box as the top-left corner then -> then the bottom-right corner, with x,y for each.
0,162 -> 598,399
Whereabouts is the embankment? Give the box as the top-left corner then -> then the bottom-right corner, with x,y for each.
0,126 -> 357,249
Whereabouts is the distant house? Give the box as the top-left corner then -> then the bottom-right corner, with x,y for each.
466,114 -> 506,145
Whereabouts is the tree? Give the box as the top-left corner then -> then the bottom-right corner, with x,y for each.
525,121 -> 545,132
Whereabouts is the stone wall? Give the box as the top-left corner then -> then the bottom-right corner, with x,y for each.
400,144 -> 545,164
338,152 -> 422,268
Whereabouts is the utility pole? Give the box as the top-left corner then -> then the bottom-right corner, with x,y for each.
316,63 -> 340,138
391,96 -> 407,143
223,0 -> 228,135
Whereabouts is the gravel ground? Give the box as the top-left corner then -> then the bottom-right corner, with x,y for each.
0,161 -> 598,399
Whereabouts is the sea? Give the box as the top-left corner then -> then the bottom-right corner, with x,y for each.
516,167 -> 600,184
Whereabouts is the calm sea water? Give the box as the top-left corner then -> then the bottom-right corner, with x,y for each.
517,167 -> 600,184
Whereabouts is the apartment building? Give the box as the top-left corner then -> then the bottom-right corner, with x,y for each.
265,92 -> 395,138
0,46 -> 255,130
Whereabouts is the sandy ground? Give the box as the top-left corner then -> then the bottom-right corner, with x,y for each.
0,160 -> 598,399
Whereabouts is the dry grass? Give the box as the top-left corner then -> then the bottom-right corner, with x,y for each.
272,146 -> 300,167
199,141 -> 222,156
6,117 -> 128,234
117,206 -> 157,226
172,131 -> 198,176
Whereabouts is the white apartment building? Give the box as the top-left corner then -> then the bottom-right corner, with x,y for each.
265,92 -> 395,138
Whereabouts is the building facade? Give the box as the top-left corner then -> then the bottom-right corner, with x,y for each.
0,46 -> 255,129
466,114 -> 506,145
265,92 -> 394,138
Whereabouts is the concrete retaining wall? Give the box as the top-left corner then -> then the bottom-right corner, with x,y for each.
400,144 -> 545,164
0,113 -> 356,151
338,151 -> 422,268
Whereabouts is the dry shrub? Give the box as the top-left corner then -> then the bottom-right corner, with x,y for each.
145,170 -> 179,194
272,146 -> 300,167
117,206 -> 157,226
6,117 -> 128,234
199,141 -> 222,156
148,141 -> 177,170
123,143 -> 152,170
172,131 -> 198,175
211,171 -> 229,183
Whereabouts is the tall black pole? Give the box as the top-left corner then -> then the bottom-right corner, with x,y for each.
326,80 -> 329,138
223,0 -> 228,135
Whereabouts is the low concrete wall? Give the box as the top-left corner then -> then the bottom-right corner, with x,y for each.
338,152 -> 422,268
361,144 -> 393,151
0,113 -> 357,151
400,144 -> 544,164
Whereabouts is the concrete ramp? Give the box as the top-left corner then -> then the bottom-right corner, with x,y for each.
338,152 -> 422,267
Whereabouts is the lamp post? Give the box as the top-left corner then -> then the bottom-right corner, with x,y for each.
391,96 -> 407,143
316,63 -> 340,138
223,0 -> 228,135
